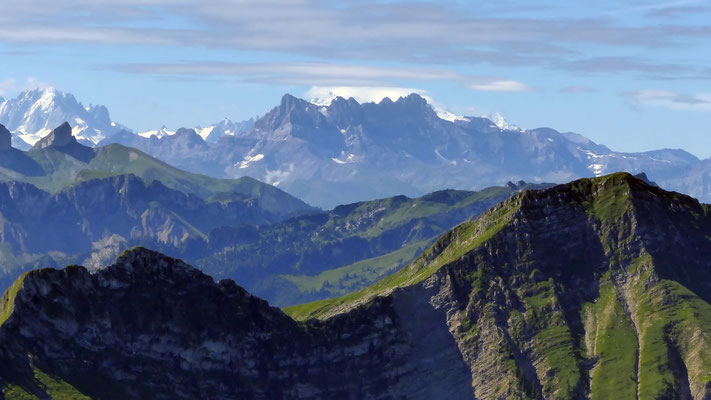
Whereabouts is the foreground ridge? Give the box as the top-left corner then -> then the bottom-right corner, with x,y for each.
1,173 -> 710,399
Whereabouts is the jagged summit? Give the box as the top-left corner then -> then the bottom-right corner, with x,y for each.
30,121 -> 76,150
109,246 -> 203,278
28,122 -> 97,163
0,88 -> 122,146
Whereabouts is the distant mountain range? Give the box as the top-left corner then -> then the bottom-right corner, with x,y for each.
0,88 -> 253,148
136,117 -> 255,142
0,88 -> 123,148
1,173 -> 709,399
4,88 -> 711,208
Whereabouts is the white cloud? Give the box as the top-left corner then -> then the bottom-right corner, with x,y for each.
117,61 -> 532,98
114,62 -> 461,86
625,89 -> 711,112
470,80 -> 532,92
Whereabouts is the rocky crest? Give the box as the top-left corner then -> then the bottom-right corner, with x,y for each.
0,124 -> 11,151
0,247 -> 473,399
0,173 -> 710,399
30,122 -> 77,149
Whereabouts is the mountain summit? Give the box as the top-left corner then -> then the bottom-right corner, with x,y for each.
30,121 -> 76,149
0,88 -> 122,147
0,173 -> 709,399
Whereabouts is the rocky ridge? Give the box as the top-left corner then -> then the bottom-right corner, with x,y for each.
0,173 -> 710,399
30,122 -> 76,149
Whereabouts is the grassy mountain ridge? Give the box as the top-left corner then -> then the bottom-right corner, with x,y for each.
0,173 -> 313,290
0,173 -> 709,398
196,182 -> 548,306
0,123 -> 314,217
285,172 -> 711,398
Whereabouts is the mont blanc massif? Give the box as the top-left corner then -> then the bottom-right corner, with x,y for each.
0,87 -> 710,399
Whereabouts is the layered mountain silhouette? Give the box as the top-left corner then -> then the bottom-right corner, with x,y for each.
0,122 -> 316,288
0,122 -> 312,212
197,181 -> 550,306
0,124 -> 545,304
6,89 -> 711,209
2,121 -> 553,307
0,173 -> 709,399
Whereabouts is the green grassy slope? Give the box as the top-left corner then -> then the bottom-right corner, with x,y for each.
285,195 -> 521,320
13,143 -> 313,216
201,184 -> 544,306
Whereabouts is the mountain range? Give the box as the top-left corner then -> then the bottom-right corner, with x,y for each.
2,120 -> 549,307
0,173 -> 709,399
4,88 -> 711,208
0,88 -> 253,149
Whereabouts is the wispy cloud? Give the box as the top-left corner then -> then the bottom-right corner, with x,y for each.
0,0 -> 708,78
558,56 -> 693,76
470,80 -> 533,92
604,0 -> 704,15
113,62 -> 460,85
112,61 -> 532,94
624,89 -> 711,112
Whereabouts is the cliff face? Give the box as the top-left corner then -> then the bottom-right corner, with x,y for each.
1,173 -> 711,399
0,248 -> 473,399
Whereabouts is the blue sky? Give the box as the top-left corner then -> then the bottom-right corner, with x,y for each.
1,0 -> 710,156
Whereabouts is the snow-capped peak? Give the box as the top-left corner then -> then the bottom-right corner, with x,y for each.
135,118 -> 255,143
309,91 -> 339,107
434,108 -> 470,123
0,88 -> 122,146
486,112 -> 523,132
138,125 -> 175,139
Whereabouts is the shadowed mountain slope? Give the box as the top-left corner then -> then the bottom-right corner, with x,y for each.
0,173 -> 710,399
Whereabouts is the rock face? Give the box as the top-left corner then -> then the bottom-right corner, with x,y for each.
30,122 -> 77,149
1,173 -> 711,399
0,248 -> 475,399
0,124 -> 11,151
